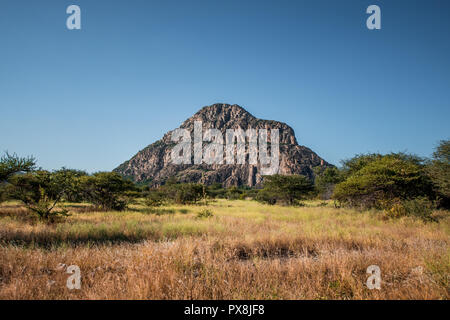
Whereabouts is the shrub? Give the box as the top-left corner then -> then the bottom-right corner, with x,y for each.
0,152 -> 35,183
206,183 -> 227,199
80,172 -> 135,211
426,140 -> 450,208
257,174 -> 314,205
241,188 -> 259,200
313,166 -> 343,200
56,168 -> 88,202
173,183 -> 204,204
333,153 -> 434,209
402,197 -> 436,222
145,181 -> 205,205
255,188 -> 278,205
145,188 -> 166,207
226,186 -> 243,200
6,170 -> 72,222
383,197 -> 436,222
161,181 -> 205,205
197,208 -> 213,219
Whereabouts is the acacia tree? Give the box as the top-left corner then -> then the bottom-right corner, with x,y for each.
427,140 -> 450,208
57,168 -> 88,202
0,152 -> 36,203
333,153 -> 434,209
258,174 -> 314,205
80,172 -> 135,211
7,169 -> 73,222
0,152 -> 35,183
147,181 -> 205,205
313,166 -> 343,199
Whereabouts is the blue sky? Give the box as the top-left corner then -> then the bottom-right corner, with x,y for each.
1,0 -> 449,172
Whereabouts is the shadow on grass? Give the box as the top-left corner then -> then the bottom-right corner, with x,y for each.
0,231 -> 176,249
0,231 -> 155,249
128,207 -> 190,215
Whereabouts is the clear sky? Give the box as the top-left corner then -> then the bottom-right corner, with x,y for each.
1,0 -> 449,172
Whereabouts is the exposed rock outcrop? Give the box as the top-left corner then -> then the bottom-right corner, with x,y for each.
114,103 -> 332,187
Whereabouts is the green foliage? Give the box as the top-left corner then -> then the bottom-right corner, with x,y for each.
426,140 -> 450,208
6,170 -> 71,222
225,186 -> 243,200
313,166 -> 343,199
0,152 -> 36,183
171,183 -> 204,204
240,188 -> 259,200
257,174 -> 314,205
255,188 -> 278,205
383,197 -> 436,222
146,180 -> 205,205
145,188 -> 167,207
80,172 -> 135,211
55,168 -> 88,203
197,208 -> 213,219
0,153 -> 36,203
340,153 -> 383,178
206,183 -> 227,199
340,153 -> 424,179
333,153 -> 434,209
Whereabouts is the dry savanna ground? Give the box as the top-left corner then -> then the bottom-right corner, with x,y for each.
0,199 -> 448,300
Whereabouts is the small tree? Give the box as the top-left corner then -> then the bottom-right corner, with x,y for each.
427,140 -> 450,208
333,154 -> 434,209
7,170 -> 72,222
0,152 -> 36,203
0,152 -> 36,183
255,188 -> 278,205
313,166 -> 343,199
259,174 -> 314,205
80,172 -> 135,211
206,183 -> 227,199
173,183 -> 204,204
145,188 -> 167,207
57,168 -> 88,203
226,186 -> 243,200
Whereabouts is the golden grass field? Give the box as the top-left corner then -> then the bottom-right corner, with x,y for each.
0,199 -> 448,299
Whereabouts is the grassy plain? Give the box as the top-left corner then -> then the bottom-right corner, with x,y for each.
0,199 -> 448,299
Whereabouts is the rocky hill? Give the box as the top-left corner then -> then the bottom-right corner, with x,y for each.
114,103 -> 332,187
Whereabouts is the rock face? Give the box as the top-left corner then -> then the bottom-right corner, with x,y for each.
114,103 -> 332,187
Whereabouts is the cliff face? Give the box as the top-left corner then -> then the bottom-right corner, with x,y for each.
114,103 -> 332,187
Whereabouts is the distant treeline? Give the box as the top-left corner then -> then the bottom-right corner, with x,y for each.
0,140 -> 448,222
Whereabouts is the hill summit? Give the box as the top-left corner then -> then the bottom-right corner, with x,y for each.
114,103 -> 331,186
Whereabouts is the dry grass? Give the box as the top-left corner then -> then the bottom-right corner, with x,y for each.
0,200 -> 448,299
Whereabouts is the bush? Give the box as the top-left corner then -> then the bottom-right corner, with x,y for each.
145,188 -> 166,207
255,188 -> 278,205
402,197 -> 436,222
0,152 -> 35,183
333,153 -> 434,209
146,181 -> 205,205
197,208 -> 213,219
226,186 -> 243,200
6,170 -> 72,222
172,183 -> 204,204
426,140 -> 450,208
313,166 -> 343,200
257,174 -> 314,205
206,183 -> 227,199
80,172 -> 135,211
383,197 -> 436,222
56,168 -> 88,202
